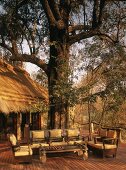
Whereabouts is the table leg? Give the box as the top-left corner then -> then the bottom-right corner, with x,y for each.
82,150 -> 88,160
40,150 -> 47,163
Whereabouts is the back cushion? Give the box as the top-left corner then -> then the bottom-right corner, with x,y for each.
9,134 -> 17,146
67,129 -> 79,137
99,129 -> 107,137
107,130 -> 117,138
49,129 -> 62,138
32,131 -> 45,139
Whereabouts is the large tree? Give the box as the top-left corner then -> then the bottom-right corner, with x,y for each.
0,0 -> 125,129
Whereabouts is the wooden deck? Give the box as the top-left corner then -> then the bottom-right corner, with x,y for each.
0,141 -> 126,170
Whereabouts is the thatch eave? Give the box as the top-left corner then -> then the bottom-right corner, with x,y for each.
0,59 -> 48,114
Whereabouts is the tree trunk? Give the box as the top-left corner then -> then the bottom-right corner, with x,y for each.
47,25 -> 69,129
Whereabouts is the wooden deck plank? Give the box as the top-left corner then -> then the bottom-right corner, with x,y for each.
0,141 -> 126,170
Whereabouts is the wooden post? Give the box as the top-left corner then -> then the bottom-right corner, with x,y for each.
88,100 -> 91,140
91,123 -> 94,134
39,113 -> 41,129
17,112 -> 22,140
24,124 -> 30,144
117,128 -> 122,143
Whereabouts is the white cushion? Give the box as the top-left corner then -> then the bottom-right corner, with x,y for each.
67,129 -> 79,137
31,143 -> 49,149
50,141 -> 67,146
9,134 -> 17,146
32,131 -> 45,139
67,140 -> 84,145
49,129 -> 62,138
88,141 -> 117,150
14,146 -> 33,156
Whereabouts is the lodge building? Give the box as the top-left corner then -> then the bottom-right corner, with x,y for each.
0,60 -> 48,140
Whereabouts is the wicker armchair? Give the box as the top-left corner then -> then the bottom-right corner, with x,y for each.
87,129 -> 118,158
7,133 -> 33,164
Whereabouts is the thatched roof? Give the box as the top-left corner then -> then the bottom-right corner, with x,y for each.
0,60 -> 48,114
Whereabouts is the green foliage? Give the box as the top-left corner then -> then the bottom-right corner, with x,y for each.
0,0 -> 48,56
32,69 -> 48,88
30,101 -> 48,113
0,0 -> 126,128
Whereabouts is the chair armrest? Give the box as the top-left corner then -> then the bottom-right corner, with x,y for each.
28,144 -> 31,149
103,137 -> 114,141
103,138 -> 118,145
94,136 -> 101,139
94,136 -> 102,144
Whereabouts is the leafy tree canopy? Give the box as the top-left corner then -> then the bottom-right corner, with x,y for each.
0,0 -> 126,128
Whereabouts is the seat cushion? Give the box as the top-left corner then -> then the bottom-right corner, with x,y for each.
88,141 -> 117,150
67,140 -> 83,145
14,146 -> 33,156
31,143 -> 49,149
50,141 -> 67,146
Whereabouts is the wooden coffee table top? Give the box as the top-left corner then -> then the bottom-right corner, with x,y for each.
39,142 -> 87,153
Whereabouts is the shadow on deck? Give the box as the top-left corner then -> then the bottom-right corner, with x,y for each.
0,141 -> 126,170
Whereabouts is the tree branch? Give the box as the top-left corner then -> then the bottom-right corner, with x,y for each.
40,0 -> 56,26
69,30 -> 99,45
49,0 -> 61,21
40,0 -> 66,30
7,26 -> 19,54
0,35 -> 13,53
97,32 -> 119,43
0,42 -> 13,54
68,24 -> 90,33
69,28 -> 118,45
11,53 -> 48,74
16,0 -> 29,9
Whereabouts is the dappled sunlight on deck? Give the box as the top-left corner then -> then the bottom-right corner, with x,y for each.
0,141 -> 126,170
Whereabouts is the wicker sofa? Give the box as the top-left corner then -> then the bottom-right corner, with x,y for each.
87,129 -> 119,158
30,129 -> 85,153
30,129 -> 84,143
30,128 -> 88,161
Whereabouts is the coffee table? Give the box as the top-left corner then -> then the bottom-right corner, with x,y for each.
39,142 -> 88,163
